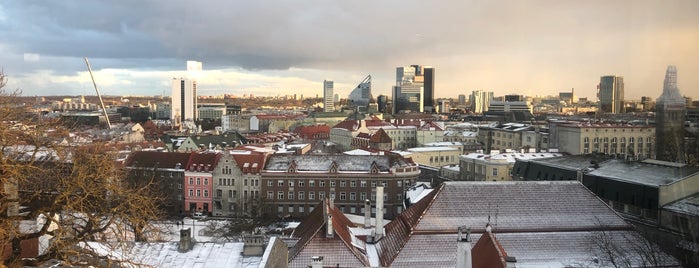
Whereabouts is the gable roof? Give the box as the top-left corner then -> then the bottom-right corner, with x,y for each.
288,199 -> 368,268
472,231 -> 508,268
370,128 -> 392,143
264,154 -> 414,173
185,152 -> 221,172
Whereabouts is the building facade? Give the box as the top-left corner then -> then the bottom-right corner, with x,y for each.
656,65 -> 687,163
323,80 -> 334,112
552,122 -> 655,158
599,75 -> 624,114
260,154 -> 420,219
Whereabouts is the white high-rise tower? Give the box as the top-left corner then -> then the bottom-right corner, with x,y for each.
656,65 -> 686,163
171,61 -> 201,125
323,80 -> 334,112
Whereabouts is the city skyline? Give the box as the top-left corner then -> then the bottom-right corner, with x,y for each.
1,1 -> 698,100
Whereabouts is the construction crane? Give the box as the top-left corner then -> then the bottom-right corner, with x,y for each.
84,57 -> 112,129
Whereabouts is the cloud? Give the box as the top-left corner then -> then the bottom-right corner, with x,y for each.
23,53 -> 40,62
0,1 -> 697,100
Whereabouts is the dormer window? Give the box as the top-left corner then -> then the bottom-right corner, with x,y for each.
329,161 -> 338,173
287,160 -> 297,173
370,161 -> 380,174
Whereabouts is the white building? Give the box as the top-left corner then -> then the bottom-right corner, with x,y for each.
323,80 -> 334,112
171,61 -> 202,124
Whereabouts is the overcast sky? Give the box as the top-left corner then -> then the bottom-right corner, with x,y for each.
1,1 -> 697,101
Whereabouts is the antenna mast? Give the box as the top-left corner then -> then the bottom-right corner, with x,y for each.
84,57 -> 112,129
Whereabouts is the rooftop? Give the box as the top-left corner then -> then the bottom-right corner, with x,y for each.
586,159 -> 699,187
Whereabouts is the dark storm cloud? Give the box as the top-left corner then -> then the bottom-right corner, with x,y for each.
0,1 -> 698,98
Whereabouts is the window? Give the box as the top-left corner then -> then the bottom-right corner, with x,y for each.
197,178 -> 201,185
371,193 -> 376,201
299,206 -> 305,213
278,191 -> 284,200
299,180 -> 305,187
289,181 -> 294,187
204,190 -> 209,197
205,178 -> 209,185
267,191 -> 274,199
350,192 -> 356,200
492,168 -> 498,176
351,180 -> 356,187
319,191 -> 325,200
229,190 -> 233,198
196,190 -> 201,197
288,191 -> 294,200
244,179 -> 248,186
216,189 -> 222,197
320,180 -> 325,187
178,182 -> 182,189
329,192 -> 335,200
397,180 -> 402,188
309,191 -> 315,200
361,181 -> 367,187
189,189 -> 193,197
340,180 -> 346,187
189,178 -> 194,185
219,178 -> 222,185
288,205 -> 294,213
371,181 -> 377,187
309,180 -> 315,187
298,191 -> 305,200
330,181 -> 336,187
268,181 -> 273,187
278,180 -> 284,187
340,192 -> 346,200
360,192 -> 366,201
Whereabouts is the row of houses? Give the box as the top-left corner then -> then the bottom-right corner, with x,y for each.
125,150 -> 420,220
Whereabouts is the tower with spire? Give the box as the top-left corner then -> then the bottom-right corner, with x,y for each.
656,65 -> 686,163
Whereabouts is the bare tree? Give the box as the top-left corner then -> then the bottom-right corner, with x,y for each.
0,71 -> 165,267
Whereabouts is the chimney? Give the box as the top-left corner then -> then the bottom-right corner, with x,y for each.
375,186 -> 384,239
311,256 -> 324,268
242,235 -> 265,256
456,226 -> 472,268
326,199 -> 334,238
364,199 -> 371,228
506,256 -> 517,268
178,228 -> 193,252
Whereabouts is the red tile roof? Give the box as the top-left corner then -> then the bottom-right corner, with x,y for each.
472,231 -> 508,268
231,153 -> 266,174
185,152 -> 221,172
124,151 -> 191,169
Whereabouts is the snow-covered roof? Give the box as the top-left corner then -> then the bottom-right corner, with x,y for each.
407,147 -> 459,153
461,152 -> 563,163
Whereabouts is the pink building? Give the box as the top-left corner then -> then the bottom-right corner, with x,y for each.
183,152 -> 220,215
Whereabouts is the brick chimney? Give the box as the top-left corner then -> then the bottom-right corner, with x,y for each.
375,186 -> 384,239
242,235 -> 265,256
456,226 -> 472,268
326,199 -> 334,238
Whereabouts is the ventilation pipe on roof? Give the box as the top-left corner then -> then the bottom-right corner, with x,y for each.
364,199 -> 371,228
456,226 -> 472,268
375,186 -> 384,239
506,256 -> 517,268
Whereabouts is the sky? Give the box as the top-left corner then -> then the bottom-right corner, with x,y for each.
1,1 -> 698,101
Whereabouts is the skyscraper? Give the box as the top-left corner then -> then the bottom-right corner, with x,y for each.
171,60 -> 201,124
423,67 -> 435,112
393,65 -> 426,113
347,75 -> 372,112
599,75 -> 624,114
470,90 -> 493,114
656,66 -> 686,163
323,80 -> 334,112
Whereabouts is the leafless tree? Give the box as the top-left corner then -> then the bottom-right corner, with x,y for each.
0,71 -> 165,267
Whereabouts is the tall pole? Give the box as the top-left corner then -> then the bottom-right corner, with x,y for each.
84,57 -> 112,129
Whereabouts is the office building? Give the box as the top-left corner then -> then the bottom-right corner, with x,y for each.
599,75 -> 624,114
656,66 -> 687,163
393,65 -> 433,113
171,61 -> 201,124
469,90 -> 493,113
323,80 -> 334,112
423,66 -> 435,112
347,75 -> 372,112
